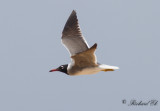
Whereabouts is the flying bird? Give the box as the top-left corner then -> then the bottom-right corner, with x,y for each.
49,10 -> 119,76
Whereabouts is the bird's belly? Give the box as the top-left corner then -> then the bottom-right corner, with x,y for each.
70,67 -> 101,76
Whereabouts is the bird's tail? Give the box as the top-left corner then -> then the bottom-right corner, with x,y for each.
99,64 -> 119,72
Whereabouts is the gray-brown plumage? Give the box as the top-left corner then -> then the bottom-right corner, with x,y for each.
71,43 -> 98,68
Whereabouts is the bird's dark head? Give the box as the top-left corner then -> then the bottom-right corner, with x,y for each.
49,64 -> 68,74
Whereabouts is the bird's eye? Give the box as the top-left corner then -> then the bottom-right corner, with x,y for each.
60,66 -> 64,69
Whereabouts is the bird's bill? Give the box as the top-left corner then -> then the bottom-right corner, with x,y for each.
49,68 -> 59,72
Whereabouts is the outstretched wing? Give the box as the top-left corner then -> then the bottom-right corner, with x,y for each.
61,10 -> 89,56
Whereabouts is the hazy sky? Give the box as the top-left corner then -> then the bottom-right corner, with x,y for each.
0,0 -> 160,111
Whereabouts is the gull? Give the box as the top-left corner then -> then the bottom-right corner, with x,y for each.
49,10 -> 119,75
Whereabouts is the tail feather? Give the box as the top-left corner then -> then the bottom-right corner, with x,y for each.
99,64 -> 119,70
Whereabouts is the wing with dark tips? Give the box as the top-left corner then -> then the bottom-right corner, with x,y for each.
62,10 -> 89,56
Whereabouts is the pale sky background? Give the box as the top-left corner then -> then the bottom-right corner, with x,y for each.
0,0 -> 160,111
